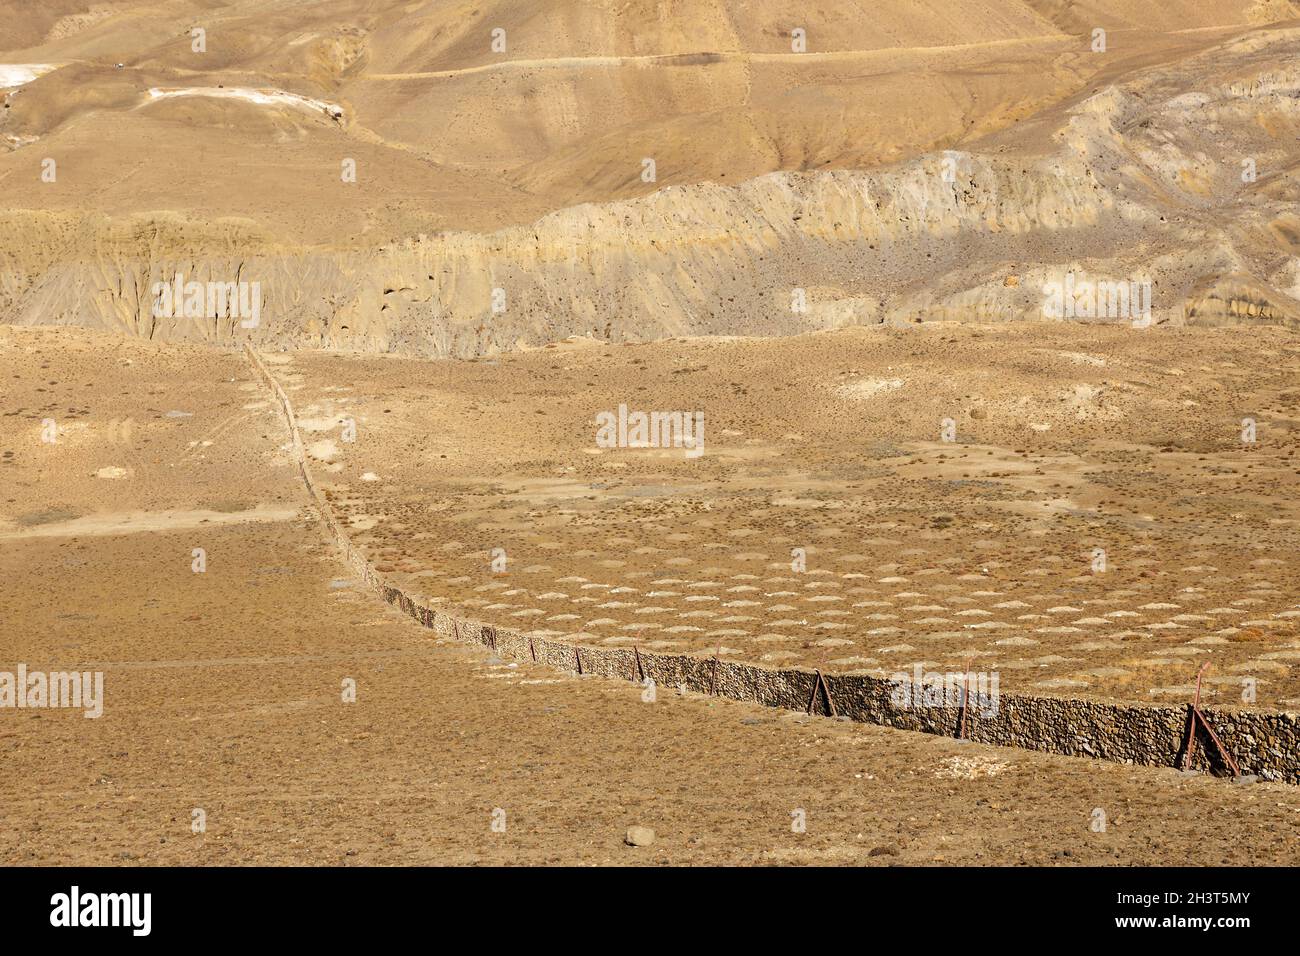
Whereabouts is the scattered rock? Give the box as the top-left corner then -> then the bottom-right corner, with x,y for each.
624,826 -> 655,847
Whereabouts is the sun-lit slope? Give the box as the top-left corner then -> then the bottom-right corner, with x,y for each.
318,0 -> 1299,197
490,37 -> 1088,205
7,20 -> 1298,352
0,0 -> 138,53
2,0 -> 1296,245
1054,0 -> 1299,30
2,65 -> 533,244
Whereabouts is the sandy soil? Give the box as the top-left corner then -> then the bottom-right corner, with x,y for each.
2,327 -> 1299,866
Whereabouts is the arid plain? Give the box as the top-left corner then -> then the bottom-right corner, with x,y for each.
3,1 -> 1300,865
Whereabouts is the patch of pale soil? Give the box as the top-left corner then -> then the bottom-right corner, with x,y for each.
306,439 -> 340,462
836,378 -> 906,400
0,506 -> 300,540
143,87 -> 343,118
935,755 -> 1013,779
0,64 -> 58,88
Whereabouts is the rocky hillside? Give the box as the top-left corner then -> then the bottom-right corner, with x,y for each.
1,3 -> 1298,353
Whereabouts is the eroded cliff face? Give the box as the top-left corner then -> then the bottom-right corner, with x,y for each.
3,26 -> 1298,355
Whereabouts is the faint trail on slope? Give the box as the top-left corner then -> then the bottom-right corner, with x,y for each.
360,37 -> 1077,80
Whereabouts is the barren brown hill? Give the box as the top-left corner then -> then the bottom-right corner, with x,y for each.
2,1 -> 1299,354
